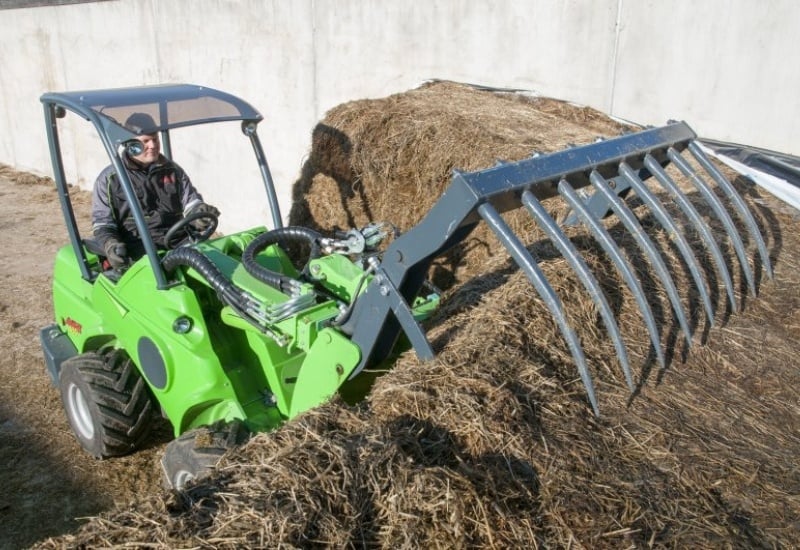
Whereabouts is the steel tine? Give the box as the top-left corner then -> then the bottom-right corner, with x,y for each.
558,179 -> 665,371
521,190 -> 635,392
686,142 -> 773,280
666,147 -> 758,295
619,162 -> 715,325
477,202 -> 600,415
590,170 -> 694,347
643,155 -> 738,311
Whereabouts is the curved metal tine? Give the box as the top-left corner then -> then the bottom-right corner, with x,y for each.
666,147 -> 757,296
590,170 -> 694,347
686,142 -> 773,280
643,155 -> 738,312
521,190 -> 635,392
558,179 -> 665,372
619,162 -> 715,325
477,202 -> 600,415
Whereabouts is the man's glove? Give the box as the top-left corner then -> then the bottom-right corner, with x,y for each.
103,239 -> 129,270
187,203 -> 220,231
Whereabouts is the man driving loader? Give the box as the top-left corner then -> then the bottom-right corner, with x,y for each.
91,112 -> 219,271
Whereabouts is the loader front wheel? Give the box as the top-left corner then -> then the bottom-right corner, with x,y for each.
59,350 -> 154,458
161,420 -> 249,490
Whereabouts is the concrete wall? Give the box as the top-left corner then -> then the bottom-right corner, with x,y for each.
1,0 -> 797,233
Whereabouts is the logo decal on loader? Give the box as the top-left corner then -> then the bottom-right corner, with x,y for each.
62,317 -> 82,334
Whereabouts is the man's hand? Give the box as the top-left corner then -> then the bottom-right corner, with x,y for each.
103,239 -> 129,270
187,203 -> 220,231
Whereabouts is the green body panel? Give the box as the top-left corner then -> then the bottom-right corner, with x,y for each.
308,254 -> 371,301
50,230 -> 375,437
288,327 -> 361,416
52,246 -> 105,351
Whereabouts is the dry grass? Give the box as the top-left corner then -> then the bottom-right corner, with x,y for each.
35,81 -> 800,549
290,80 -> 631,289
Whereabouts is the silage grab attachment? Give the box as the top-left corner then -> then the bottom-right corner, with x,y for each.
342,121 -> 772,415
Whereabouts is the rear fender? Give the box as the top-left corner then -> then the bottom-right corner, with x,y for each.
39,324 -> 77,384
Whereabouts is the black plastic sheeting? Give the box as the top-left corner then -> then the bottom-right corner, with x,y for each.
699,139 -> 800,211
0,0 -> 109,9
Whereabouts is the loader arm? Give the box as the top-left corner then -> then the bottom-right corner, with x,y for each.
343,121 -> 772,415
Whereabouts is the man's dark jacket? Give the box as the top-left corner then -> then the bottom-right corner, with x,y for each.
91,154 -> 204,253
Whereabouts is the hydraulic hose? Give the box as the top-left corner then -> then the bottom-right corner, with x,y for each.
242,226 -> 323,293
162,247 -> 318,338
162,247 -> 248,308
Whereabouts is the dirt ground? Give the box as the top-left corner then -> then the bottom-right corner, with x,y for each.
0,170 -> 171,549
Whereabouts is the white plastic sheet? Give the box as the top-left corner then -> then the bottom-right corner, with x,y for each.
698,139 -> 800,213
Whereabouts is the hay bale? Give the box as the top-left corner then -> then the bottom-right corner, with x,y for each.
290,80 -> 632,287
34,83 -> 800,549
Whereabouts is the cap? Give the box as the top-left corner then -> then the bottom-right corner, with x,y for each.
124,112 -> 158,134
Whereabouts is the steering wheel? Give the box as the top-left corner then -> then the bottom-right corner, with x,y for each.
164,210 -> 219,249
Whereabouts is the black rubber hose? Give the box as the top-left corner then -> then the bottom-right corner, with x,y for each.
162,247 -> 246,308
242,226 -> 323,292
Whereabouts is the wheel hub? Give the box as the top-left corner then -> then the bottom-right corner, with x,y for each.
66,382 -> 95,440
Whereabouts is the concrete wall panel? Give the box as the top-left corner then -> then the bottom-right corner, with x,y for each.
612,0 -> 799,153
0,0 -> 796,233
144,0 -> 318,225
311,0 -> 619,117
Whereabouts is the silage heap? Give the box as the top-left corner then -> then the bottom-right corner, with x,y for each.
37,81 -> 800,548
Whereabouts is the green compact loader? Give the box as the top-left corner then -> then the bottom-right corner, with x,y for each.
39,84 -> 771,488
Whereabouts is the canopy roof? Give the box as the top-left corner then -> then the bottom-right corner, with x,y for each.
41,83 -> 263,144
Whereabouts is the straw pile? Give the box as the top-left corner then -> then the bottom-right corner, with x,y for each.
290,80 -> 631,288
36,81 -> 800,548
